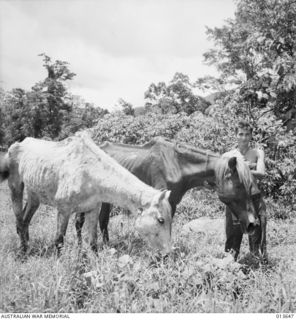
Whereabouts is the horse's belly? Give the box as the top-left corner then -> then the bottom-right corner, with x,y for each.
21,169 -> 58,206
55,178 -> 104,213
25,183 -> 57,206
73,193 -> 102,213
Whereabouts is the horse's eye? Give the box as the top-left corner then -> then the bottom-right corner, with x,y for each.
158,217 -> 165,224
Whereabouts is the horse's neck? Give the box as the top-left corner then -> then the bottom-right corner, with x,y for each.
119,183 -> 159,214
91,162 -> 159,214
179,154 -> 218,190
74,136 -> 160,214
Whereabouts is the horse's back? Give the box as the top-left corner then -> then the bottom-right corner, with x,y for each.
7,137 -> 94,205
100,142 -> 154,183
6,135 -> 156,211
100,138 -> 182,188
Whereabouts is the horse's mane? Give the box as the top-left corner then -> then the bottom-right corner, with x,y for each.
174,141 -> 218,160
215,150 -> 253,193
99,136 -> 218,161
99,138 -> 158,150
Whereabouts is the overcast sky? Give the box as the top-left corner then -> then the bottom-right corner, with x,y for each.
0,0 -> 235,110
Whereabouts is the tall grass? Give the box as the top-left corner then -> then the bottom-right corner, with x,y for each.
0,185 -> 295,312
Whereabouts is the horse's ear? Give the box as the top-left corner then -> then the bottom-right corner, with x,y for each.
154,190 -> 171,206
228,157 -> 237,172
158,190 -> 170,202
165,190 -> 171,201
158,190 -> 166,201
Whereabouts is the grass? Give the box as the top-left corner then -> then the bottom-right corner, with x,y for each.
0,184 -> 295,313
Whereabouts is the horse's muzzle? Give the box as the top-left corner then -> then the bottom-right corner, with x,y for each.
246,214 -> 260,235
161,244 -> 172,255
246,222 -> 256,235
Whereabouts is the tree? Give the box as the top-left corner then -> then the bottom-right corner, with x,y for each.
0,54 -> 77,144
1,88 -> 35,145
0,109 -> 5,147
144,72 -> 210,115
59,97 -> 109,139
198,0 -> 296,129
118,98 -> 135,116
30,53 -> 76,138
0,88 -> 7,146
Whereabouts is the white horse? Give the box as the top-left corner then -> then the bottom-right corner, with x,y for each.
0,133 -> 172,255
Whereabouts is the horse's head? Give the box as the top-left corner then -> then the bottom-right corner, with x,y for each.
135,190 -> 172,254
216,151 -> 259,234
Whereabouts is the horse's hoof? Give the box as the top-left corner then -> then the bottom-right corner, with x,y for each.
16,250 -> 28,262
55,245 -> 64,258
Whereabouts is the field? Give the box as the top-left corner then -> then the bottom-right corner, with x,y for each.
0,182 -> 295,313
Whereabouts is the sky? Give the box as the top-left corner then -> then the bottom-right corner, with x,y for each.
0,0 -> 235,110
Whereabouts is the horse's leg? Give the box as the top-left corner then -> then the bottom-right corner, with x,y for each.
259,215 -> 268,262
9,178 -> 27,253
23,193 -> 40,243
55,209 -> 70,256
257,197 -> 268,262
248,225 -> 261,257
85,204 -> 101,253
75,212 -> 85,246
248,196 -> 268,262
99,203 -> 111,244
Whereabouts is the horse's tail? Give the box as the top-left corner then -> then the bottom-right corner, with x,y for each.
0,152 -> 9,183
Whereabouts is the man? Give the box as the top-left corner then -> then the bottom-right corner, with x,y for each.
225,120 -> 267,262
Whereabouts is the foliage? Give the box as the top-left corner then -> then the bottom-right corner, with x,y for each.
0,111 -> 5,147
59,101 -> 108,140
91,111 -> 191,145
118,98 -> 135,116
1,88 -> 34,145
145,73 -> 210,115
199,0 -> 296,127
0,88 -> 6,146
30,53 -> 76,139
0,54 -> 75,144
91,109 -> 233,155
0,54 -> 108,145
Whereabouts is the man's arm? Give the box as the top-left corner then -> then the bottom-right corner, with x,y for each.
251,149 -> 266,179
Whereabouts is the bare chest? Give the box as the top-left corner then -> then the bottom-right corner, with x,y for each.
242,149 -> 258,164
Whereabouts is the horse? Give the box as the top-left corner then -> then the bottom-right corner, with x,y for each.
0,133 -> 172,255
75,137 -> 263,256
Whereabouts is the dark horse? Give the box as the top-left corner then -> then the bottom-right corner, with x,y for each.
76,137 -> 265,258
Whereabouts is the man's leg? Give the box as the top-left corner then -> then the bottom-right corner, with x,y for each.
225,206 -> 244,260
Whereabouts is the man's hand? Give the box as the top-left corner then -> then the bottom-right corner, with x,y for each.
245,161 -> 257,169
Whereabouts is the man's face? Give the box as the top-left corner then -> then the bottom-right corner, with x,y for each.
236,128 -> 252,147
